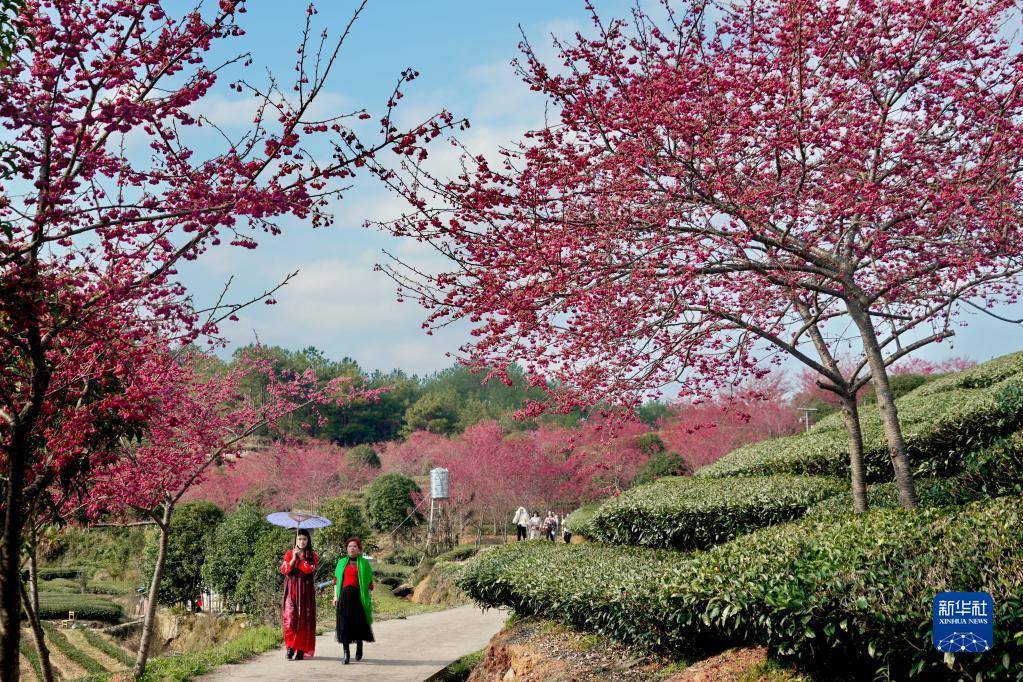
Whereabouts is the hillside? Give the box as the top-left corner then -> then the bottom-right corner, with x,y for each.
458,352 -> 1023,680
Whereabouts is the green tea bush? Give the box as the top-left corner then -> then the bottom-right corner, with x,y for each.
669,497 -> 1023,680
955,430 -> 1023,499
459,542 -> 675,650
39,577 -> 80,594
435,544 -> 480,563
41,623 -> 108,675
36,594 -> 123,622
590,475 -> 846,550
806,478 -> 969,517
85,580 -> 132,595
460,498 -> 1023,680
699,353 -> 1023,482
563,502 -> 601,539
37,567 -> 86,580
80,627 -> 135,668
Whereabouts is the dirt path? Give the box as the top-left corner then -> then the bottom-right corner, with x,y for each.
198,605 -> 507,681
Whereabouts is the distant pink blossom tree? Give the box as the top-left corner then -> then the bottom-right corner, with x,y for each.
661,376 -> 801,469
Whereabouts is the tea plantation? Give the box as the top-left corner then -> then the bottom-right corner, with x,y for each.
459,352 -> 1023,680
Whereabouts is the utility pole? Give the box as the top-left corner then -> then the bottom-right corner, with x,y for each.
797,407 -> 819,433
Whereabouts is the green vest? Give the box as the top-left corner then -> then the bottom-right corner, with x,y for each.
334,555 -> 373,624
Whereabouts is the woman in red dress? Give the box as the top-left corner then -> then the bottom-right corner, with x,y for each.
280,529 -> 318,660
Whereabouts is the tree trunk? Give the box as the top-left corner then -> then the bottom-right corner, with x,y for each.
0,437 -> 28,682
847,301 -> 918,509
133,504 -> 172,680
27,526 -> 56,682
20,582 -> 55,682
838,394 -> 869,513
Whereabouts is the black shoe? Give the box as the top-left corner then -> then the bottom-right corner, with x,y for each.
286,648 -> 294,660
343,645 -> 350,664
356,641 -> 363,661
295,651 -> 304,661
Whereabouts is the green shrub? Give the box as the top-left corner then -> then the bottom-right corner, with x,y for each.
460,498 -> 1023,680
142,501 -> 224,608
36,594 -> 123,622
563,502 -> 601,539
699,352 -> 1023,482
202,504 -> 270,607
315,495 -> 372,560
364,473 -> 423,532
139,625 -> 282,681
387,545 -> 424,566
234,526 -> 293,623
590,475 -> 847,550
41,623 -> 108,675
632,450 -> 692,486
348,444 -> 381,468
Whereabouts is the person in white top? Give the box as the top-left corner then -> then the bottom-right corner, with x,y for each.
512,506 -> 529,541
527,512 -> 541,540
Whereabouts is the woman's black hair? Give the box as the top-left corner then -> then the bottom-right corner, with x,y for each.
296,528 -> 314,561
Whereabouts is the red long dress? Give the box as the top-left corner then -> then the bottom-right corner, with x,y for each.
281,548 -> 318,656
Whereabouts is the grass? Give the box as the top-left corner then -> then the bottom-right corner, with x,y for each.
80,628 -> 135,668
139,625 -> 283,681
41,623 -> 108,676
737,659 -> 809,681
423,649 -> 484,681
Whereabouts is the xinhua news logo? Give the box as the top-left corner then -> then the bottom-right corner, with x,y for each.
933,592 -> 994,653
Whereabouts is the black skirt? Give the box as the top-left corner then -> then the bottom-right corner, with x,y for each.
335,585 -> 374,643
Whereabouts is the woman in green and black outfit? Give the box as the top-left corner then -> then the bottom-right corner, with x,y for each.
333,537 -> 374,664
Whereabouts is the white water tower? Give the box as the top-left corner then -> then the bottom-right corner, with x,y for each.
430,467 -> 449,500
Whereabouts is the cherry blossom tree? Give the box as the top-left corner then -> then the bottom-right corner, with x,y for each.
184,441 -> 375,511
377,0 -> 1023,515
0,0 -> 459,675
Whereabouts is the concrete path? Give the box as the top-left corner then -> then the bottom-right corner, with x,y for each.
197,605 -> 507,682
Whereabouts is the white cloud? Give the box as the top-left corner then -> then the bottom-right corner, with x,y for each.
215,251 -> 469,374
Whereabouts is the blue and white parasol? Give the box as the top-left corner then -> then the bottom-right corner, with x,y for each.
266,511 -> 332,534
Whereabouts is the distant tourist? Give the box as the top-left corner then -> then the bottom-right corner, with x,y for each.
281,529 -> 318,661
543,511 -> 558,542
334,537 -> 375,665
512,505 -> 529,541
527,512 -> 542,539
562,518 -> 573,544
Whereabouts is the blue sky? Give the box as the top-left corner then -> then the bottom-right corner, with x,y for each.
178,0 -> 1022,379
